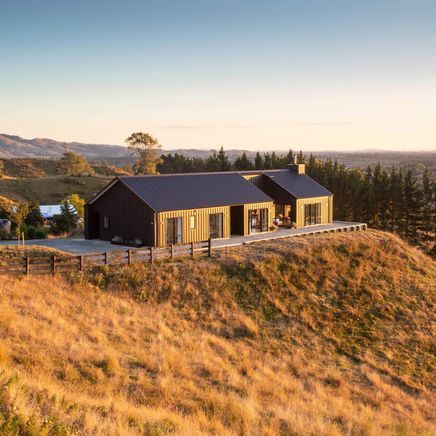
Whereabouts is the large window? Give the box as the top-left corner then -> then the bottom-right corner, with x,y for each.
209,213 -> 223,239
166,217 -> 183,245
304,203 -> 321,226
249,208 -> 268,234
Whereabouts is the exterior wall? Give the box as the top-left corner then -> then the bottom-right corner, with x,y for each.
85,181 -> 155,245
157,206 -> 230,247
242,174 -> 262,181
295,196 -> 333,228
243,201 -> 274,235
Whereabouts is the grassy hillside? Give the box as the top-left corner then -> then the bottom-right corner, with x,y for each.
2,158 -> 132,179
0,175 -> 111,203
0,231 -> 434,435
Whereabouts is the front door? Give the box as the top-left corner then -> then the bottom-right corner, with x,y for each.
166,217 -> 182,245
209,213 -> 223,239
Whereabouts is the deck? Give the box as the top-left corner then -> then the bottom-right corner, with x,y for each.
212,221 -> 367,248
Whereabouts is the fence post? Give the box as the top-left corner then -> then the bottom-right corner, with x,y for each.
128,249 -> 132,266
52,255 -> 56,275
208,238 -> 212,257
150,246 -> 154,264
25,256 -> 30,275
190,241 -> 194,259
104,252 -> 108,265
170,244 -> 174,259
79,255 -> 83,272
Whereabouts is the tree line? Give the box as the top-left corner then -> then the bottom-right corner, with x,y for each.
155,148 -> 434,254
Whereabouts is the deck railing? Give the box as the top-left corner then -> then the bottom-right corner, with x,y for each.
0,239 -> 212,276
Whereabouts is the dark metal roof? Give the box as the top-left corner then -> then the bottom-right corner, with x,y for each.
118,173 -> 273,211
260,170 -> 332,198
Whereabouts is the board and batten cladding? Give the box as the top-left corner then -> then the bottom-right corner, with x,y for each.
157,206 -> 230,247
86,181 -> 155,245
295,196 -> 333,228
243,201 -> 274,235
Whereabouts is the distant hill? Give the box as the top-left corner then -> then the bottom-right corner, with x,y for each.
0,133 -> 131,159
1,134 -> 434,173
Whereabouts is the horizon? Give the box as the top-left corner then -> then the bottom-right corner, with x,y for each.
1,1 -> 436,151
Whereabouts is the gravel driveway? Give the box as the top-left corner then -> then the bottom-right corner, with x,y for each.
0,238 -> 130,254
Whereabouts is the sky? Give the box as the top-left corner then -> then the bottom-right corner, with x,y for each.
1,0 -> 435,151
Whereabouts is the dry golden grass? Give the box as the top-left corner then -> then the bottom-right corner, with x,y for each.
0,230 -> 434,435
0,245 -> 72,266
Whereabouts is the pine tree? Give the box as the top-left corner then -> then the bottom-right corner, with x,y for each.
217,146 -> 231,171
403,170 -> 422,244
388,167 -> 404,233
362,166 -> 374,225
254,152 -> 264,170
264,153 -> 273,170
421,167 -> 435,250
234,152 -> 254,170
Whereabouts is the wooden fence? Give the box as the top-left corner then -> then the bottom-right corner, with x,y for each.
0,240 -> 212,276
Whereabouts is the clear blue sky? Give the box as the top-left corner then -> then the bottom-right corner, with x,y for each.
1,0 -> 435,150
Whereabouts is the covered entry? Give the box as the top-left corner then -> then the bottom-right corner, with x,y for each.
230,202 -> 273,236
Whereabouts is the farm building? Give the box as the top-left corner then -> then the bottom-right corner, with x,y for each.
85,161 -> 333,247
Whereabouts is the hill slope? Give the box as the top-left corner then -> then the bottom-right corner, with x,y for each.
0,175 -> 112,203
0,134 -> 129,159
0,231 -> 434,435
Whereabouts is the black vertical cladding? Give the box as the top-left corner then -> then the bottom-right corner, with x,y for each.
85,181 -> 155,245
252,175 -> 297,219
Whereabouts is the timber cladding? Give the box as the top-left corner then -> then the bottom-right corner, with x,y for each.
295,196 -> 333,228
157,206 -> 230,247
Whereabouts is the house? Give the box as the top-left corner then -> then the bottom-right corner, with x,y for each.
39,204 -> 77,221
84,161 -> 333,247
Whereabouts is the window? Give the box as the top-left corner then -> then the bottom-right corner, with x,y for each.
103,216 -> 109,229
189,215 -> 196,229
209,213 -> 223,239
166,217 -> 182,245
304,203 -> 321,226
249,208 -> 268,234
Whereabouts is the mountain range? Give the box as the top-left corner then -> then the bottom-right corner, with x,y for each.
0,134 -> 131,159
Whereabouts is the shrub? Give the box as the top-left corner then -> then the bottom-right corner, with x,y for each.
26,226 -> 48,240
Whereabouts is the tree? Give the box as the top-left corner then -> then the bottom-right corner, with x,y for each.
59,152 -> 93,176
254,152 -> 264,170
403,170 -> 422,244
264,153 -> 273,169
0,160 -> 4,178
234,152 -> 254,170
206,152 -> 221,171
50,201 -> 78,235
25,201 -> 44,227
126,132 -> 162,175
63,194 -> 85,218
217,146 -> 231,171
421,167 -> 435,249
7,202 -> 29,240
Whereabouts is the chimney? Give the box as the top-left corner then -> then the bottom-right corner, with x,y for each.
288,155 -> 305,175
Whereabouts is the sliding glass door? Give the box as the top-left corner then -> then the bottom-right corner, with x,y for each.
166,217 -> 182,244
249,208 -> 268,234
209,213 -> 224,239
304,203 -> 321,226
